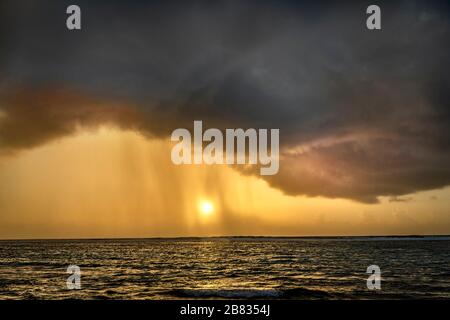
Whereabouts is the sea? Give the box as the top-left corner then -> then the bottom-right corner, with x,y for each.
0,237 -> 449,299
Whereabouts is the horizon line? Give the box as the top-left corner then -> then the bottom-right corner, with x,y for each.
1,234 -> 450,241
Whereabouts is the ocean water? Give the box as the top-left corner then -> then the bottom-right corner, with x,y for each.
0,237 -> 449,299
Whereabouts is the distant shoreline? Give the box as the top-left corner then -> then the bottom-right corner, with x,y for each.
1,235 -> 450,241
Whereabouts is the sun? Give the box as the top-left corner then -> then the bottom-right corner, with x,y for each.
199,200 -> 214,216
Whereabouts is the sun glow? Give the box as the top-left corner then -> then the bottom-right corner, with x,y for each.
199,200 -> 214,216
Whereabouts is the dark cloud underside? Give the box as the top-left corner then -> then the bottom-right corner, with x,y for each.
1,0 -> 449,203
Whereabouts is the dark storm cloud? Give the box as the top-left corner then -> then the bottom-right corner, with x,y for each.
0,0 -> 449,202
0,87 -> 144,151
389,196 -> 413,203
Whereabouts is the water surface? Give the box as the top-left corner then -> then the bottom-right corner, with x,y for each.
0,237 -> 449,299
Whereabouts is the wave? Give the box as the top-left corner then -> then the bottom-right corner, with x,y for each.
168,289 -> 282,298
167,287 -> 331,299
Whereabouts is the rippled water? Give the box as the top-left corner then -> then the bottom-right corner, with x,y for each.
0,237 -> 449,299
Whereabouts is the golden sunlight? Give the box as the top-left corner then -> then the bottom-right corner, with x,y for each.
199,200 -> 214,216
1,126 -> 449,238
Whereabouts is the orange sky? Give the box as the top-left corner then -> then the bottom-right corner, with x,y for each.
1,127 -> 449,239
1,1 -> 450,239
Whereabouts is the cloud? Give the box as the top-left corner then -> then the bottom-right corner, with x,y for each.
1,0 -> 450,203
0,87 -> 144,153
389,196 -> 413,203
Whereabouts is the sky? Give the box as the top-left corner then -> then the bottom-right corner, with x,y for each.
0,0 -> 449,238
